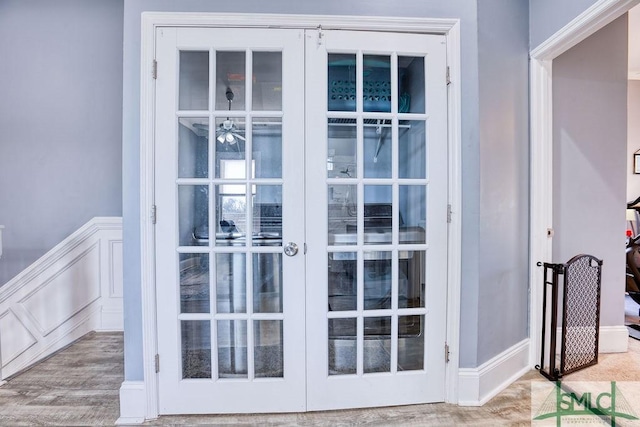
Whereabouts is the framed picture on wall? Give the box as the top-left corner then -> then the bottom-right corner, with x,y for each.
635,152 -> 640,174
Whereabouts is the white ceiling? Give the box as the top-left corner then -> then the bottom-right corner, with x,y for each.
630,5 -> 640,80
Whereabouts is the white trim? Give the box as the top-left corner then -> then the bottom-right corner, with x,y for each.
98,307 -> 124,332
456,327 -> 627,408
116,381 -> 146,425
139,13 -> 462,418
599,325 -> 629,353
139,12 -> 459,34
529,56 -> 554,369
0,217 -> 122,305
140,12 -> 159,421
528,0 -> 640,370
97,236 -> 124,332
457,339 -> 530,407
0,217 -> 123,380
530,0 -> 639,59
551,325 -> 629,354
445,20 -> 462,405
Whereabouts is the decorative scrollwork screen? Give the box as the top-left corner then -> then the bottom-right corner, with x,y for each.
538,254 -> 602,381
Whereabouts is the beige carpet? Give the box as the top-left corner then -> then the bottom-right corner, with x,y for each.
566,337 -> 640,381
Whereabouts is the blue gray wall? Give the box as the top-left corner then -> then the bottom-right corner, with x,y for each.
529,0 -> 600,49
552,15 -> 628,328
476,0 -> 530,366
0,0 -> 123,286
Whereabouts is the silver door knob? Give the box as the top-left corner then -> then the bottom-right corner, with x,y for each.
284,242 -> 299,257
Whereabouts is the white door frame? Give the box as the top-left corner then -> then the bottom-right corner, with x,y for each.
528,0 -> 639,367
138,12 -> 461,421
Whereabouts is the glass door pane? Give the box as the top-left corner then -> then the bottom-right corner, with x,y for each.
253,52 -> 282,111
179,51 -> 209,110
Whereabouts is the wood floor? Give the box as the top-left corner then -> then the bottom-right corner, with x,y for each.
0,332 -> 122,426
0,320 -> 639,425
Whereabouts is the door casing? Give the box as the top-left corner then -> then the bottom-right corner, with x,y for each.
138,12 -> 462,420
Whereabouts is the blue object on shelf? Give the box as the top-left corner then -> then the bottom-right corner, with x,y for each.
328,63 -> 410,113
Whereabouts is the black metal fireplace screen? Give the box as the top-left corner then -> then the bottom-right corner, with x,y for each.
537,254 -> 603,381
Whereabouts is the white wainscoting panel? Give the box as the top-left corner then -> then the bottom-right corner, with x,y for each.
20,243 -> 101,336
0,217 -> 123,380
109,240 -> 124,298
98,235 -> 125,331
0,309 -> 37,366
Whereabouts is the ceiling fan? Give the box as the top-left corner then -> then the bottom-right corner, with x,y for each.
216,87 -> 245,145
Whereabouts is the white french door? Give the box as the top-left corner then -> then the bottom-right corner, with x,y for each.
154,25 -> 448,415
305,30 -> 448,410
154,27 -> 306,414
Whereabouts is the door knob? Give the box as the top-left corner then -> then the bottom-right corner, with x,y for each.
284,242 -> 299,257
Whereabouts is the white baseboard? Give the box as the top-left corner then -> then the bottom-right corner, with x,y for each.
551,325 -> 629,355
97,307 -> 124,332
457,326 -> 628,407
458,338 -> 530,406
0,217 -> 123,380
116,381 -> 147,425
598,325 -> 628,353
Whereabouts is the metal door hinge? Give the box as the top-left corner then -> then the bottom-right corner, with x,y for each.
152,60 -> 158,79
151,205 -> 157,225
155,354 -> 160,373
445,343 -> 450,363
446,66 -> 451,85
304,243 -> 308,255
447,204 -> 452,223
317,25 -> 324,46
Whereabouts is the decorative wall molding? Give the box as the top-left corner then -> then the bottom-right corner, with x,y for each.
0,217 -> 123,380
458,339 -> 530,407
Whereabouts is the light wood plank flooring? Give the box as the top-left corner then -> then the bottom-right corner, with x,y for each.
0,332 -> 122,426
0,320 -> 639,425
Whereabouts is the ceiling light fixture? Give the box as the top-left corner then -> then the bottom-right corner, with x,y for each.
216,87 -> 245,145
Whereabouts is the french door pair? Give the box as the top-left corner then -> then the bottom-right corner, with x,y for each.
154,25 -> 448,414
